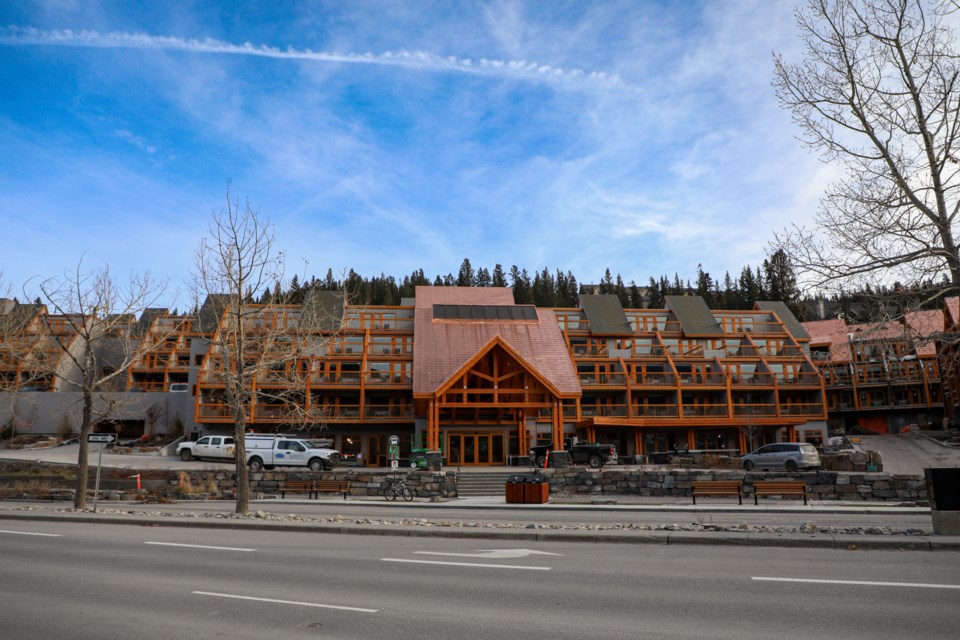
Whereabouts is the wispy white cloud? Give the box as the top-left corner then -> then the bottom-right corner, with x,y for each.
0,26 -> 629,91
114,129 -> 155,154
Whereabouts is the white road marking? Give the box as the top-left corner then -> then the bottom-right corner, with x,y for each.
192,591 -> 377,613
414,549 -> 563,559
382,558 -> 551,571
0,529 -> 62,537
145,541 -> 256,552
752,577 -> 960,590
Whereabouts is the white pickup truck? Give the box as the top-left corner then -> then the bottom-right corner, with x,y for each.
177,435 -> 235,461
245,435 -> 340,472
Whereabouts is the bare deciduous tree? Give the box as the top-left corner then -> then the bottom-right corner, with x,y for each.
773,0 -> 960,303
19,261 -> 167,509
191,192 -> 347,514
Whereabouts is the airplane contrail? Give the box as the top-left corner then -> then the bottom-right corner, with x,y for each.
0,26 -> 629,91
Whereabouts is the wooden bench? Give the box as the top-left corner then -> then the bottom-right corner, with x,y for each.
279,480 -> 317,499
691,481 -> 743,505
753,481 -> 808,505
314,480 -> 350,500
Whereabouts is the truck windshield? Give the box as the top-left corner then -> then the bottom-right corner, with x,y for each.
306,440 -> 332,449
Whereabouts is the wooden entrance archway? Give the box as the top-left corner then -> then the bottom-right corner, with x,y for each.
421,338 -> 566,459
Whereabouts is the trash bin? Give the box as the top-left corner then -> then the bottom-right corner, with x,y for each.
925,467 -> 960,534
409,448 -> 429,469
505,474 -> 525,504
523,473 -> 549,504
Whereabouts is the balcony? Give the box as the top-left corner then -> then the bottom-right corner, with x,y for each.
634,373 -> 677,386
681,404 -> 729,417
732,373 -> 775,386
633,404 -> 679,417
776,373 -> 822,386
364,404 -> 415,419
308,405 -> 361,420
367,373 -> 412,385
310,374 -> 362,386
253,405 -> 299,420
678,373 -> 726,386
197,404 -> 234,419
732,404 -> 778,417
579,373 -> 627,386
580,404 -> 629,418
779,403 -> 826,416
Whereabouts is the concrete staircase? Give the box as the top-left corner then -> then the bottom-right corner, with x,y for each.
455,471 -> 517,497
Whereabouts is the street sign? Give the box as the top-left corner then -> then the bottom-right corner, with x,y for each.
87,434 -> 116,444
388,435 -> 399,446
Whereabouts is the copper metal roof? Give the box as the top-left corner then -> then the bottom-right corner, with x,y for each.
412,286 -> 580,397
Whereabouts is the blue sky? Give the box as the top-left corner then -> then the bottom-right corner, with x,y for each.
0,1 -> 831,306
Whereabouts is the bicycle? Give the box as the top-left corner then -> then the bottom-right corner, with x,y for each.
384,476 -> 413,501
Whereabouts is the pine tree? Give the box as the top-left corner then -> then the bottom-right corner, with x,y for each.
457,259 -> 475,287
492,264 -> 507,288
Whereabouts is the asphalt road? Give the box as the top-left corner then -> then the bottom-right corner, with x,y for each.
1,520 -> 957,640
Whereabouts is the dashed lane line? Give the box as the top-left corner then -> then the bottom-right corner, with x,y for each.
145,541 -> 256,552
192,591 -> 378,613
0,529 -> 62,537
381,558 -> 551,570
752,577 -> 960,590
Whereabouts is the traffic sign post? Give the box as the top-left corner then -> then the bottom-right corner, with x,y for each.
88,434 -> 116,512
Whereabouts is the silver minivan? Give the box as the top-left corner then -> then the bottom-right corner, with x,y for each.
741,442 -> 820,472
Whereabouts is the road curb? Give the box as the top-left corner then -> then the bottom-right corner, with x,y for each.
2,510 -> 958,551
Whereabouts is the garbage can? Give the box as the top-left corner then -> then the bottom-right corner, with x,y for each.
925,467 -> 960,534
409,448 -> 429,469
523,473 -> 549,504
505,474 -> 525,504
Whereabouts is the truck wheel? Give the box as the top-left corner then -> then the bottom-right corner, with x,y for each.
308,458 -> 324,472
535,455 -> 547,469
248,457 -> 264,472
179,449 -> 193,462
588,455 -> 602,469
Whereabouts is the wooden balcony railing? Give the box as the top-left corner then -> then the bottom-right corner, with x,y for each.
364,404 -> 415,419
580,404 -> 629,417
632,373 -> 677,386
633,404 -> 679,417
678,373 -> 727,386
681,404 -> 729,417
579,373 -> 627,386
197,404 -> 235,419
779,403 -> 825,416
732,373 -> 776,386
776,372 -> 822,386
732,404 -> 778,416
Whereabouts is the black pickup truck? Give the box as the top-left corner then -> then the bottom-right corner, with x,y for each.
528,439 -> 617,469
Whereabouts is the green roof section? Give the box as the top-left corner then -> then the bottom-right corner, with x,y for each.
756,301 -> 810,340
580,294 -> 632,334
664,295 -> 724,335
300,290 -> 345,331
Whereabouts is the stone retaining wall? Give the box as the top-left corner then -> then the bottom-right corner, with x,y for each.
0,461 -> 927,503
546,468 -> 926,502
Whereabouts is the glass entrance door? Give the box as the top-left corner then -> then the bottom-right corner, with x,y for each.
447,433 -> 506,465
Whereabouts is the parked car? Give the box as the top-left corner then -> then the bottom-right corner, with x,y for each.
741,442 -> 820,472
177,435 -> 235,461
528,439 -> 617,468
245,435 -> 340,472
